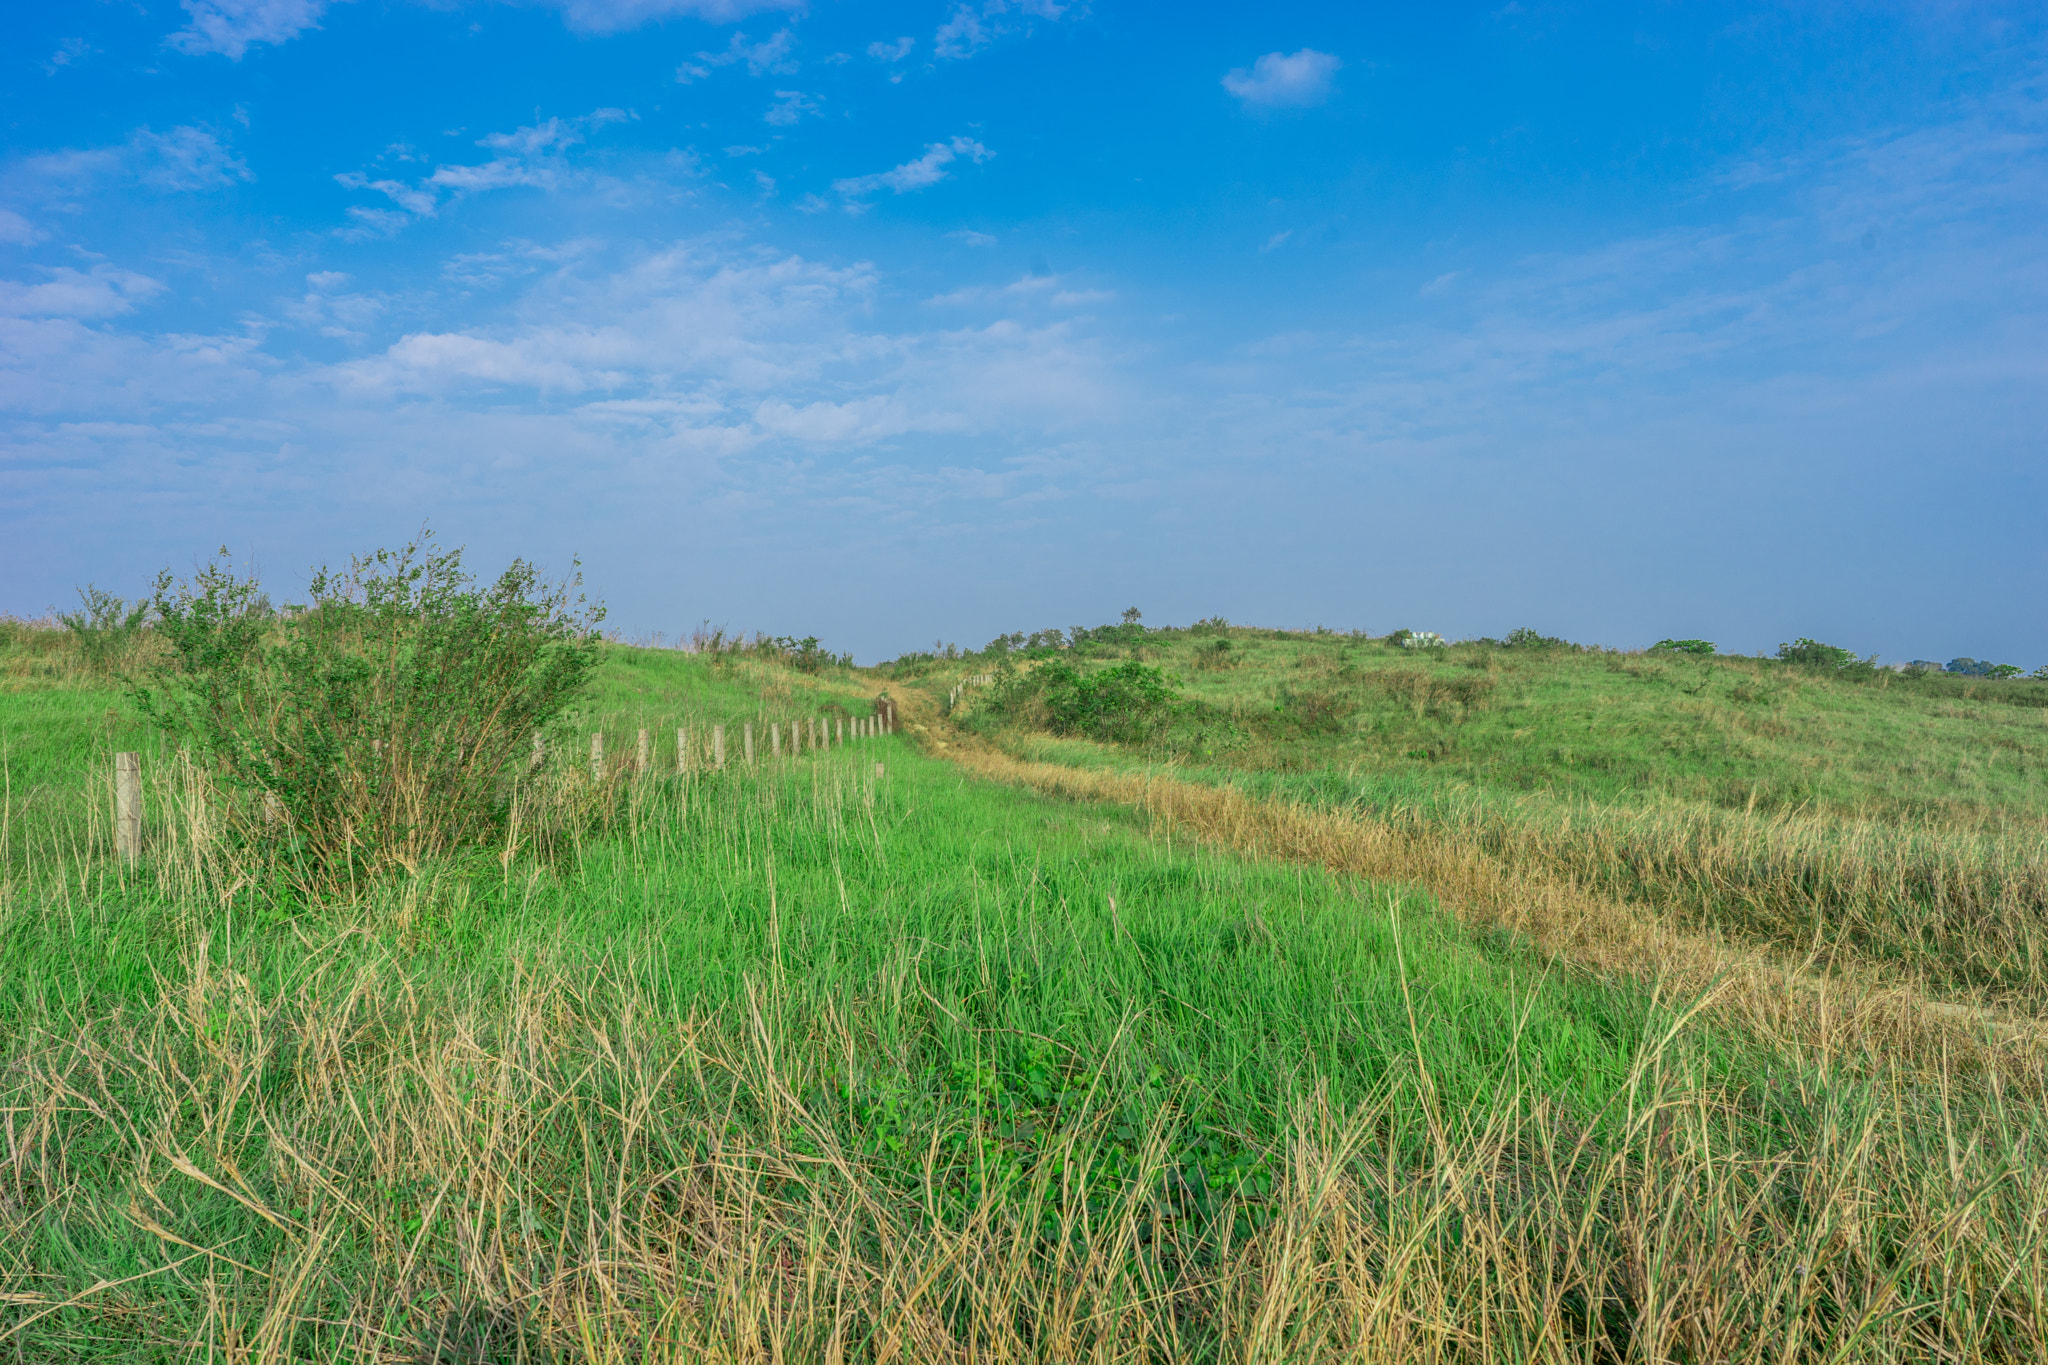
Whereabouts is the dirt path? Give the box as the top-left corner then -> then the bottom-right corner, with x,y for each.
887,679 -> 2048,1086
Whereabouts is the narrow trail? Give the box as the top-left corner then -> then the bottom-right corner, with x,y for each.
885,678 -> 2048,1088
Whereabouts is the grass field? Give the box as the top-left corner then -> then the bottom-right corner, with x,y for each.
6,620 -> 2048,1360
940,630 -> 2048,1014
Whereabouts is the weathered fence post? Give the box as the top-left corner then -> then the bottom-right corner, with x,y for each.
637,728 -> 651,773
744,723 -> 755,767
713,724 -> 726,770
590,732 -> 605,779
771,723 -> 782,758
677,726 -> 689,776
114,751 -> 141,864
791,719 -> 802,756
531,731 -> 545,772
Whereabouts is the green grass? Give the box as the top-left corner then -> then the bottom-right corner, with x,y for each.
1070,631 -> 2048,825
6,632 -> 2048,1358
944,632 -> 2048,1009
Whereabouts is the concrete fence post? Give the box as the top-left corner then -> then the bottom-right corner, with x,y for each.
744,723 -> 755,767
114,751 -> 141,864
677,726 -> 689,776
771,723 -> 782,758
532,731 -> 545,772
637,728 -> 651,773
713,724 -> 726,770
590,732 -> 605,779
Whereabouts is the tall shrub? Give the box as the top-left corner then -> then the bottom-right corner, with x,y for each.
58,584 -> 152,674
133,534 -> 603,891
1037,660 -> 1179,743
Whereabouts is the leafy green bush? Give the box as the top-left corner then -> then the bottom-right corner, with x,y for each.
134,534 -> 603,893
771,635 -> 846,673
1777,638 -> 1866,670
1946,658 -> 2023,679
1037,660 -> 1179,743
1650,638 -> 1715,656
57,584 -> 152,674
1503,627 -> 1571,650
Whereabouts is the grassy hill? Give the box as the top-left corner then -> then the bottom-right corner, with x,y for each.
4,612 -> 2048,1360
933,626 -> 2048,1013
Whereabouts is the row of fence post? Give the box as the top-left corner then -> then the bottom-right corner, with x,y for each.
949,674 -> 992,710
106,698 -> 898,866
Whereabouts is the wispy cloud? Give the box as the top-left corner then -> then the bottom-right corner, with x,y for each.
167,0 -> 331,60
18,125 -> 251,193
0,265 -> 164,319
764,90 -> 820,126
676,28 -> 798,82
834,137 -> 993,199
934,7 -> 989,60
1223,49 -> 1342,108
935,0 -> 1071,61
334,109 -> 631,234
867,36 -> 915,62
44,37 -> 95,73
547,0 -> 799,37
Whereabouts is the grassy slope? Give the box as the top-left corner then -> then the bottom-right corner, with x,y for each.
4,635 -> 2047,1357
938,632 -> 2048,1008
1122,631 -> 2048,823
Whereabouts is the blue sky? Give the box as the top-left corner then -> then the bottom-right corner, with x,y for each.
3,1 -> 2044,664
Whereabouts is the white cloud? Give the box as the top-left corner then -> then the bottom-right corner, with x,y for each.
676,28 -> 798,82
0,265 -> 165,319
168,0 -> 331,60
285,271 -> 382,338
927,271 -> 1110,308
753,395 -> 951,443
333,110 -> 630,232
1222,49 -> 1342,108
834,137 -> 993,198
949,229 -> 998,247
753,169 -> 777,195
764,91 -> 820,126
1260,230 -> 1292,253
22,125 -> 251,195
135,126 -> 254,189
934,6 -> 989,60
334,173 -> 438,216
45,37 -> 95,72
0,210 -> 36,245
548,0 -> 800,36
933,0 -> 1070,61
340,206 -> 411,239
867,37 -> 915,62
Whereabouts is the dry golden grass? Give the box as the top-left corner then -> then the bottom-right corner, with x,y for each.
7,937 -> 2048,1361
